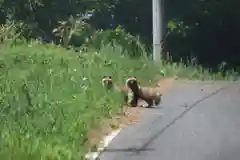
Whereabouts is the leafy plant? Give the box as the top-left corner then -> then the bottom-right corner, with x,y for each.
52,14 -> 91,48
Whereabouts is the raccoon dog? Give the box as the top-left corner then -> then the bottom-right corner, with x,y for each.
125,76 -> 162,108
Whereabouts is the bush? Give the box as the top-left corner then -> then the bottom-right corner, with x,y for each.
82,26 -> 148,57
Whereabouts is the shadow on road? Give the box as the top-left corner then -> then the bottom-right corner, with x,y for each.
104,147 -> 155,153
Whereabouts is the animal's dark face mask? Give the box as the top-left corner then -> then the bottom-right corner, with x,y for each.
126,76 -> 138,89
102,76 -> 113,89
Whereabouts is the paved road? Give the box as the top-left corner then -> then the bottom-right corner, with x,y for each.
99,80 -> 240,160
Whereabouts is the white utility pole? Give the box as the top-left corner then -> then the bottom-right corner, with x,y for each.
152,0 -> 163,61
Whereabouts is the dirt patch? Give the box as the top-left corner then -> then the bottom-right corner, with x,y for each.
86,76 -> 175,151
86,106 -> 143,149
150,76 -> 176,95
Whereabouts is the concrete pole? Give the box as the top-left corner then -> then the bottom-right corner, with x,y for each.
152,0 -> 163,61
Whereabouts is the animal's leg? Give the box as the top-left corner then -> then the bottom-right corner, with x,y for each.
129,93 -> 138,107
145,99 -> 153,108
154,96 -> 161,106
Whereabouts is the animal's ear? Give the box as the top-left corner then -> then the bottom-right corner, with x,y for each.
102,76 -> 106,78
127,76 -> 137,80
128,75 -> 136,78
109,76 -> 112,79
125,76 -> 130,81
125,76 -> 131,79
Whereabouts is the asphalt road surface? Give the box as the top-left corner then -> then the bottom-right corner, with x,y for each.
99,80 -> 240,160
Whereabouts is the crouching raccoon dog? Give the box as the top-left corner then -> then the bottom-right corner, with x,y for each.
101,76 -> 136,106
125,76 -> 163,108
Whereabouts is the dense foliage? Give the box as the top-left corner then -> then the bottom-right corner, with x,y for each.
0,0 -> 239,70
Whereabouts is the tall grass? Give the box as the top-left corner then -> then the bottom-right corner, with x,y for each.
0,41 -> 163,160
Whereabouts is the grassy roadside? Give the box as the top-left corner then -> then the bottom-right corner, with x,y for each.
0,42 -> 238,160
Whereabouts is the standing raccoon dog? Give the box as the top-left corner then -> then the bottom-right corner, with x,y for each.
101,76 -> 134,105
125,76 -> 162,108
